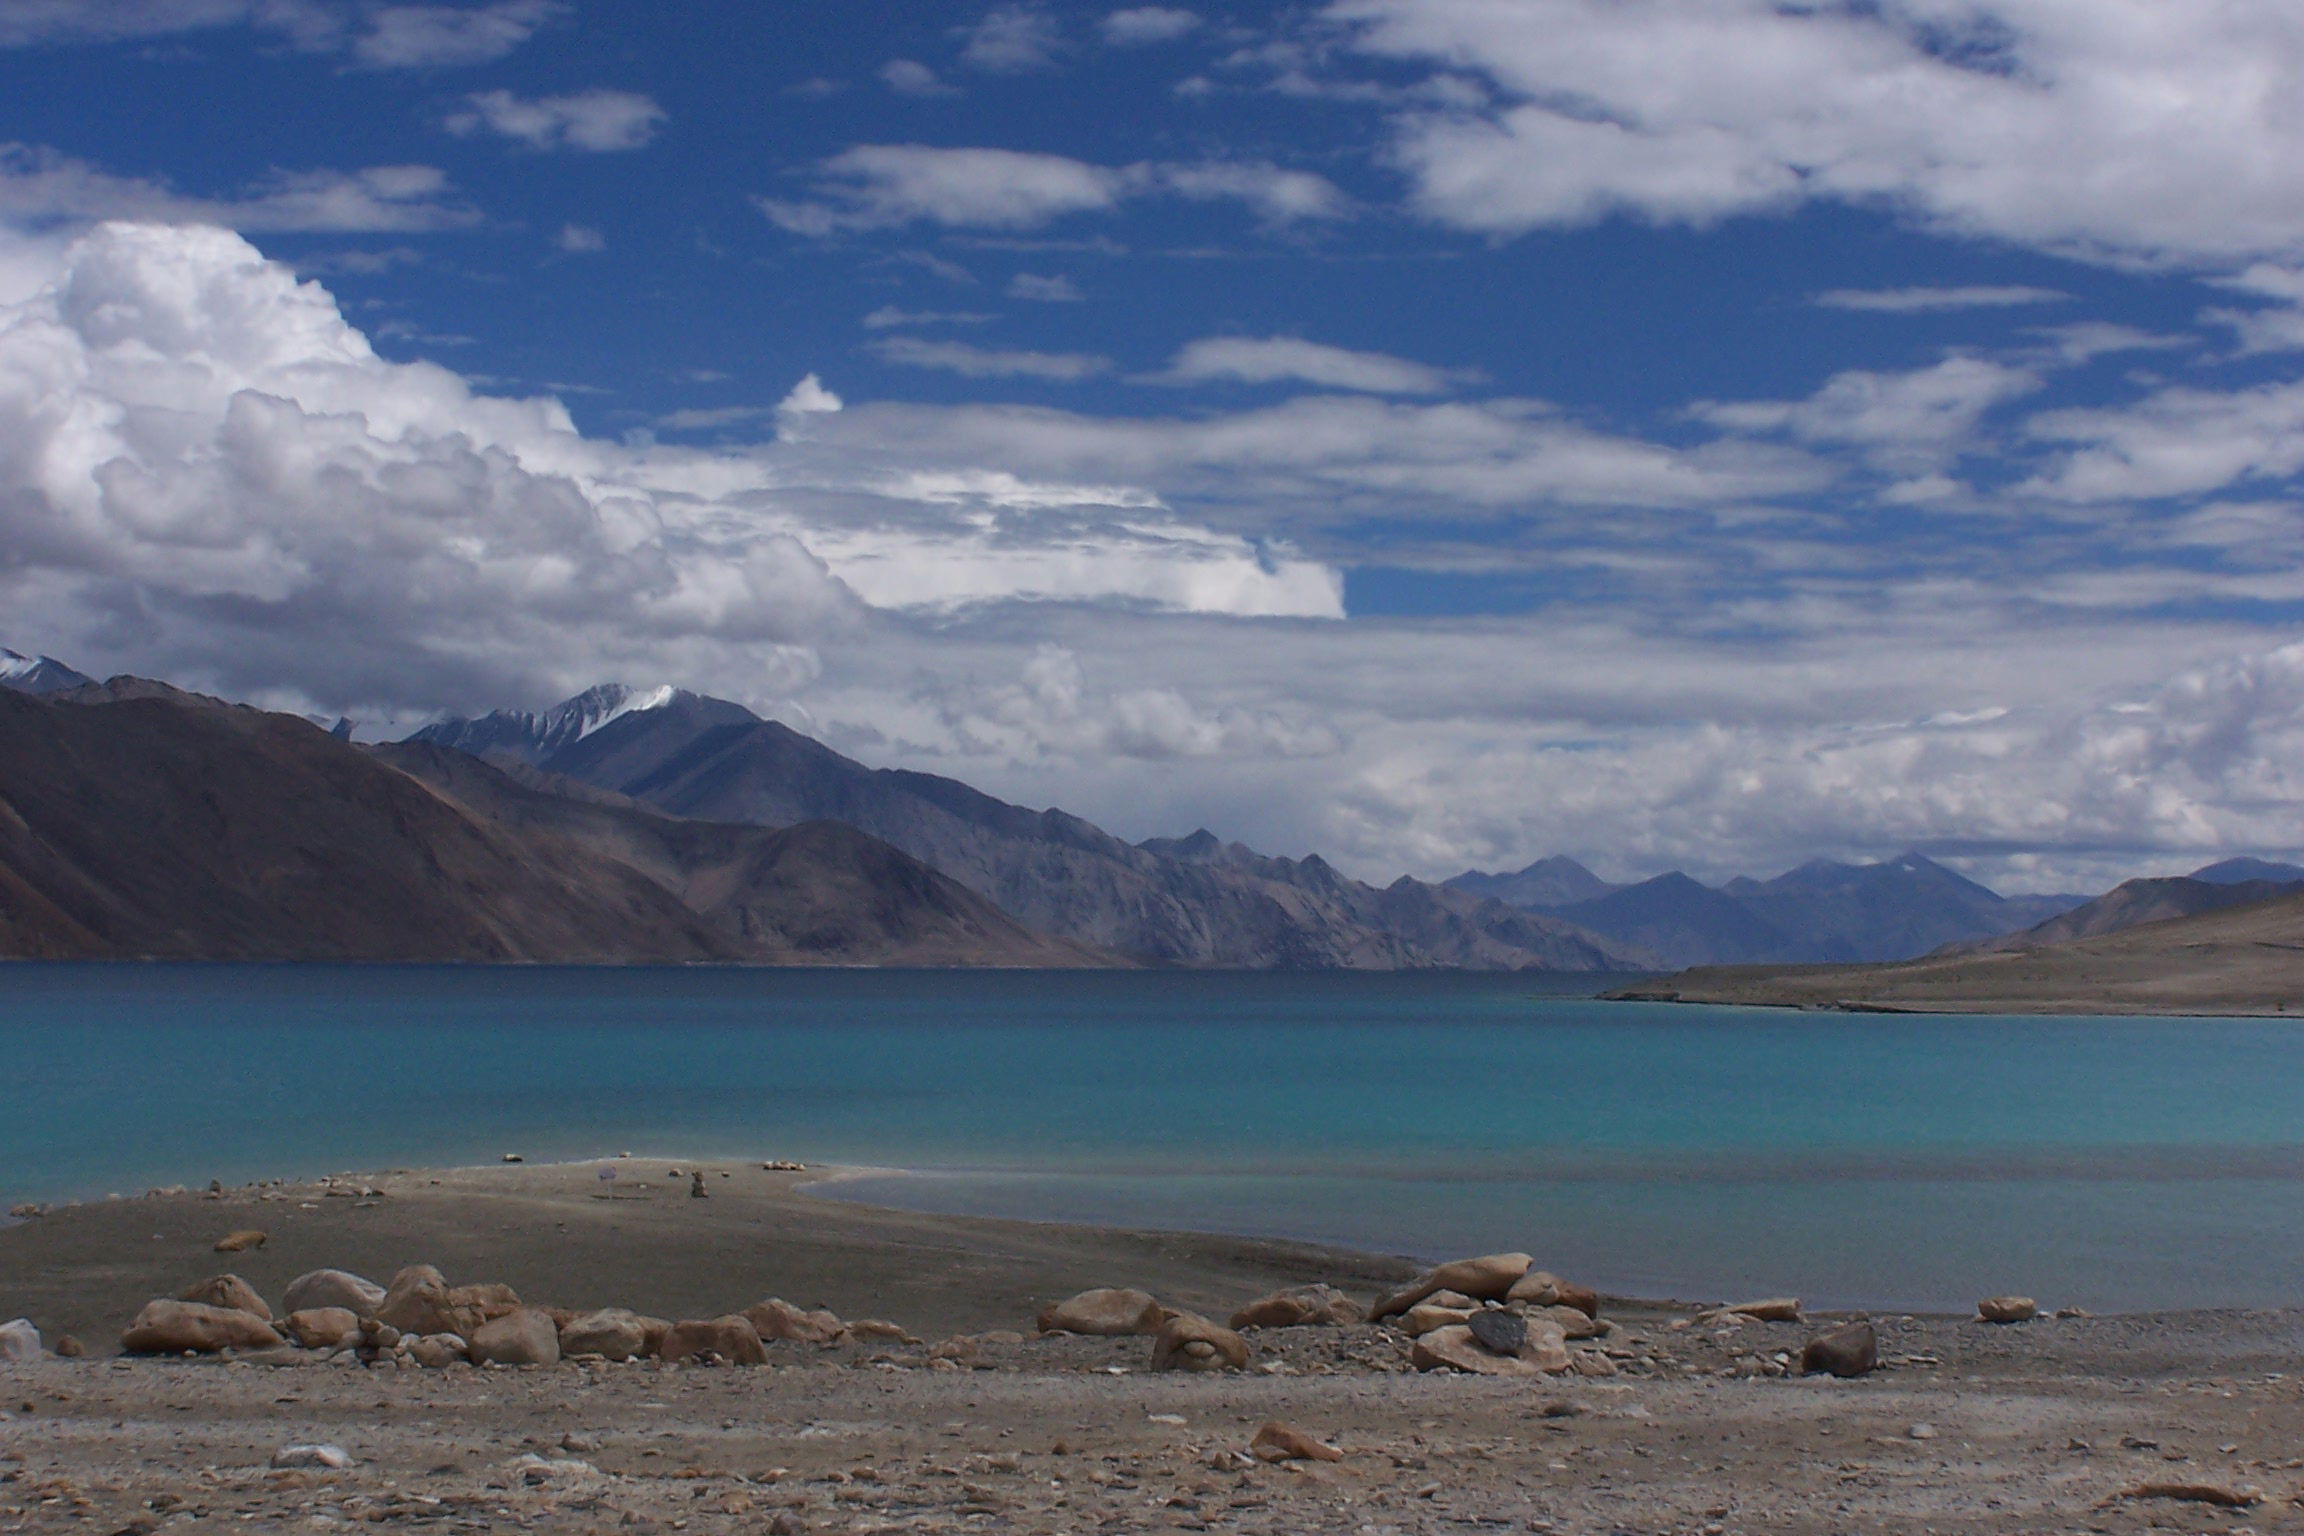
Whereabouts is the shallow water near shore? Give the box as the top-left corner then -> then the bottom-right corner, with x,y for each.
5,963 -> 2304,1312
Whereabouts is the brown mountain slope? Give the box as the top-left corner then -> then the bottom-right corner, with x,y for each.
369,742 -> 1106,967
1605,888 -> 2304,1015
1940,875 -> 2304,956
0,688 -> 1104,966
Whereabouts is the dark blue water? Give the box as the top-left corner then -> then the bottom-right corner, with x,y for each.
5,965 -> 2304,1311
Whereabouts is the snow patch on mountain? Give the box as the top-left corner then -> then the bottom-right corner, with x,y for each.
409,683 -> 693,764
0,648 -> 94,696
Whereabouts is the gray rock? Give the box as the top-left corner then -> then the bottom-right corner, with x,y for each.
0,1318 -> 40,1362
1799,1320 -> 1878,1378
1466,1309 -> 1527,1356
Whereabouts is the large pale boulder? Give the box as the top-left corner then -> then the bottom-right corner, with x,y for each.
558,1308 -> 667,1361
1800,1320 -> 1878,1378
179,1274 -> 271,1321
1036,1288 -> 1168,1336
744,1298 -> 846,1343
0,1318 -> 39,1362
1505,1270 -> 1600,1319
1229,1284 -> 1363,1331
1149,1313 -> 1251,1373
1371,1254 -> 1533,1320
1399,1296 -> 1480,1337
469,1308 -> 560,1367
282,1270 -> 386,1318
121,1299 -> 282,1355
660,1316 -> 767,1366
281,1308 -> 362,1350
376,1266 -> 520,1338
1977,1296 -> 2037,1324
1410,1317 -> 1570,1376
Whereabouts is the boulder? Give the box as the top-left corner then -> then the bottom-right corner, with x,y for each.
282,1270 -> 387,1318
1250,1422 -> 1345,1462
1410,1317 -> 1570,1376
1036,1288 -> 1168,1337
51,1335 -> 83,1359
847,1319 -> 920,1346
0,1318 -> 40,1363
660,1316 -> 768,1366
1505,1270 -> 1601,1319
469,1308 -> 560,1367
1399,1297 -> 1479,1336
408,1334 -> 469,1369
179,1274 -> 272,1321
1371,1253 -> 1533,1320
558,1308 -> 666,1361
1465,1309 -> 1527,1355
1977,1295 -> 2037,1324
744,1298 -> 846,1344
1800,1320 -> 1878,1378
1530,1304 -> 1610,1341
376,1266 -> 521,1338
1149,1313 -> 1251,1373
212,1230 -> 267,1253
281,1308 -> 362,1351
1721,1297 -> 1802,1322
1229,1284 -> 1364,1331
120,1299 -> 283,1355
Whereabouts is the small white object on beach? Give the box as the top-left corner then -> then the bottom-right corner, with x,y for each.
1147,1413 -> 1187,1425
0,1318 -> 42,1362
1909,1423 -> 1939,1440
501,1154 -> 523,1164
272,1444 -> 353,1470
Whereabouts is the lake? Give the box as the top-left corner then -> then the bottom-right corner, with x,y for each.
4,964 -> 2302,1312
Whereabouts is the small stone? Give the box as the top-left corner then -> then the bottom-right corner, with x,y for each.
1722,1297 -> 1802,1322
212,1229 -> 267,1253
51,1335 -> 82,1359
271,1444 -> 353,1470
1977,1295 -> 2037,1324
1249,1422 -> 1344,1462
1909,1422 -> 1939,1440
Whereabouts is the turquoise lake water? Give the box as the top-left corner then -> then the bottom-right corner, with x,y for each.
4,965 -> 2304,1312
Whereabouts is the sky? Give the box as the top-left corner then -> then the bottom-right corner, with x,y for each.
5,1 -> 2304,892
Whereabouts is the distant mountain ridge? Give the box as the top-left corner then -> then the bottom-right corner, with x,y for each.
1451,849 -> 2086,966
0,680 -> 1097,967
0,648 -> 94,697
413,687 -> 1643,971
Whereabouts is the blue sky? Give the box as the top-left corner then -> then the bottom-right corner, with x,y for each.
5,0 -> 2304,891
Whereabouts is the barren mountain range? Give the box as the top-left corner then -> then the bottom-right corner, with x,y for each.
2,653 -> 2294,976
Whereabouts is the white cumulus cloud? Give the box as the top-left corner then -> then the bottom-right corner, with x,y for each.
446,89 -> 665,152
1147,335 -> 1469,395
1335,0 -> 2304,265
1102,7 -> 1200,45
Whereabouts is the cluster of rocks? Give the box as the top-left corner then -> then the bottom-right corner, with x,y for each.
107,1266 -> 918,1369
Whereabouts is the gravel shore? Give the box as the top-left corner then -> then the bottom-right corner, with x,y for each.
4,1162 -> 2302,1533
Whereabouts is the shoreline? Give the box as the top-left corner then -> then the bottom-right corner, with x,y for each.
6,1159 -> 2304,1533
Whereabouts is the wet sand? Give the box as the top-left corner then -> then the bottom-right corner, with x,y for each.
5,1162 -> 2304,1534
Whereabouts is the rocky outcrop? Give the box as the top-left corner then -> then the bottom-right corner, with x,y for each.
1410,1317 -> 1570,1376
1372,1254 -> 1533,1320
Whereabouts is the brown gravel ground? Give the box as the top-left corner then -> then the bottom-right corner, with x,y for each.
5,1162 -> 2304,1534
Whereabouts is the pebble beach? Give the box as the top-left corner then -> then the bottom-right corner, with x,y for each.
3,1160 -> 2303,1533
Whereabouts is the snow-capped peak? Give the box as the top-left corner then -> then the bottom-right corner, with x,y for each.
0,647 -> 96,696
406,681 -> 696,764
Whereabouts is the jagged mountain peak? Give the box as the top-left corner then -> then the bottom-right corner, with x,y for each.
0,647 -> 96,697
408,682 -> 750,765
